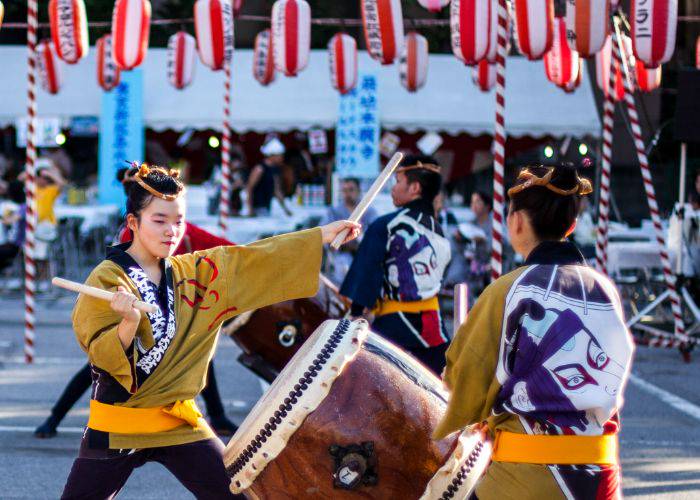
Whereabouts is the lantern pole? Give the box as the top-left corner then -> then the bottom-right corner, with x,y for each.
612,17 -> 687,347
23,0 -> 39,364
219,61 -> 232,234
595,38 -> 617,275
490,0 -> 508,281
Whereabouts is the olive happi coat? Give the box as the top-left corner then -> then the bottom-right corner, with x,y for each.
73,228 -> 322,450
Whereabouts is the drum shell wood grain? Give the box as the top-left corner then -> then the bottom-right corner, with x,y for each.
242,347 -> 458,499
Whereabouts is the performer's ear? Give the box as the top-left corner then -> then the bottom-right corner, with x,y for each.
126,213 -> 139,233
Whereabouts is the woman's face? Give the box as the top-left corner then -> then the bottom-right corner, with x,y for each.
470,193 -> 487,218
128,196 -> 186,259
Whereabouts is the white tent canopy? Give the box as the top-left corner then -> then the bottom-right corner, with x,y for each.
0,46 -> 600,137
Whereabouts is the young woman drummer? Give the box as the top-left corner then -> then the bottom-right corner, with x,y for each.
434,164 -> 633,499
61,164 -> 359,499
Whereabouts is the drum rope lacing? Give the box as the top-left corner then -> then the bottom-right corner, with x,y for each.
226,319 -> 352,478
437,440 -> 484,500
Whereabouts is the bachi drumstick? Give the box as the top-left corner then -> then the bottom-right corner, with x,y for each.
453,283 -> 468,333
330,152 -> 404,250
52,277 -> 158,314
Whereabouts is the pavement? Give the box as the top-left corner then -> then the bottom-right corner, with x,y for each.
0,292 -> 699,499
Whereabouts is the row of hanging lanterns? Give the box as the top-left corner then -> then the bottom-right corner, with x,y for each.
96,34 -> 121,92
38,0 -> 678,97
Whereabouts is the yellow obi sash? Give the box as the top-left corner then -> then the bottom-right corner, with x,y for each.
87,399 -> 203,434
492,430 -> 618,465
373,296 -> 439,317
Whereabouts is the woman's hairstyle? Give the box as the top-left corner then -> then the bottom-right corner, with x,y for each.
472,190 -> 493,210
124,163 -> 185,218
508,163 -> 591,240
397,154 -> 443,204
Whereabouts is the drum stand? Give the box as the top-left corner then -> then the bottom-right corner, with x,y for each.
625,143 -> 700,354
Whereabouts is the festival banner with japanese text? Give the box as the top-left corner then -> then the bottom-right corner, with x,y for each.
98,69 -> 144,207
335,71 -> 380,179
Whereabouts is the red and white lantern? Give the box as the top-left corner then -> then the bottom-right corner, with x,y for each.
513,0 -> 554,60
111,0 -> 151,70
596,35 -> 634,101
49,0 -> 89,64
400,32 -> 429,92
696,36 -> 700,69
562,59 -> 583,93
233,0 -> 244,16
450,0 -> 491,65
631,0 -> 677,68
635,59 -> 662,92
167,31 -> 196,90
486,0 -> 512,63
253,29 -> 275,86
544,17 -> 580,87
472,59 -> 496,92
0,2 -> 4,33
271,0 -> 311,76
96,34 -> 121,92
418,0 -> 450,13
328,33 -> 358,95
37,40 -> 62,95
565,0 -> 609,57
361,0 -> 404,65
194,0 -> 235,71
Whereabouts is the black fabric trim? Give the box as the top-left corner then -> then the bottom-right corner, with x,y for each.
524,240 -> 586,267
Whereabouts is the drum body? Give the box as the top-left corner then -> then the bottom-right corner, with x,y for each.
224,281 -> 344,381
224,319 -> 491,499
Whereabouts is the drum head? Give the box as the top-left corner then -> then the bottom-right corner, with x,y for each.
224,319 -> 369,492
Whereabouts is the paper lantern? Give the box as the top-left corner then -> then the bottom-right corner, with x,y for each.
111,0 -> 151,70
565,0 -> 610,57
417,0 -> 450,13
361,0 -> 405,65
167,31 -> 196,90
562,60 -> 583,93
472,60 -> 496,92
271,0 -> 311,76
233,0 -> 244,16
596,35 -> 635,101
631,0 -> 677,68
635,59 -> 662,92
0,2 -> 4,33
328,33 -> 358,94
696,36 -> 700,69
96,34 -> 121,92
544,17 -> 580,87
253,29 -> 275,86
194,0 -> 235,71
486,0 -> 512,63
49,0 -> 89,64
400,32 -> 429,92
513,0 -> 554,60
451,0 -> 491,65
37,40 -> 62,95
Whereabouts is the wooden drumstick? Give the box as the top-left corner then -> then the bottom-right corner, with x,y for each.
52,277 -> 158,315
330,152 -> 404,250
453,283 -> 468,334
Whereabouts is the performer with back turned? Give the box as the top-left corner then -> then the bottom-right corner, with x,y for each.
434,163 -> 633,499
60,163 -> 359,499
340,154 -> 451,375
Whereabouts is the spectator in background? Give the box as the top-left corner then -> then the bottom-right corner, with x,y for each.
0,181 -> 26,272
246,138 -> 292,217
322,178 -> 378,284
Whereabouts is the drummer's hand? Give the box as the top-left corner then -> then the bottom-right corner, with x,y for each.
111,286 -> 141,324
320,220 -> 361,245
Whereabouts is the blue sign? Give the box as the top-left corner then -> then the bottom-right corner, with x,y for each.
335,72 -> 380,178
98,69 -> 144,207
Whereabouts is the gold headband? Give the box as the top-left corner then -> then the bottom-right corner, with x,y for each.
507,167 -> 592,197
396,161 -> 442,174
130,162 -> 184,201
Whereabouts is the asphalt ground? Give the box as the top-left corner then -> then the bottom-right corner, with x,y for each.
0,294 -> 699,499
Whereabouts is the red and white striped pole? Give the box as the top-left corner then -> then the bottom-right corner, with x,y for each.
24,0 -> 38,363
219,61 -> 232,234
595,47 -> 616,275
490,0 -> 508,281
611,19 -> 685,340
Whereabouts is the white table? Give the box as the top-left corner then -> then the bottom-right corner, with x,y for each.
55,203 -> 120,234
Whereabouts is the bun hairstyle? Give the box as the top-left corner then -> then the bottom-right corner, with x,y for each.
508,163 -> 592,241
397,154 -> 443,204
123,162 -> 185,219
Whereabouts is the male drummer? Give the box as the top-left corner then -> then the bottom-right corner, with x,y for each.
340,155 -> 451,375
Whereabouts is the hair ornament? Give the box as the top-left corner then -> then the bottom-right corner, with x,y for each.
396,160 -> 442,175
507,167 -> 592,197
126,161 -> 184,201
